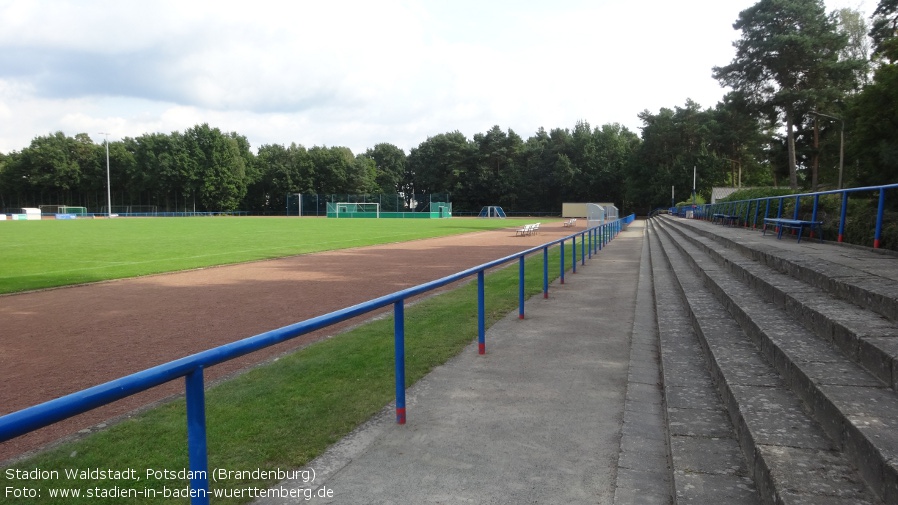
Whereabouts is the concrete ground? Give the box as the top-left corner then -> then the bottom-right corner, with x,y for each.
256,221 -> 650,505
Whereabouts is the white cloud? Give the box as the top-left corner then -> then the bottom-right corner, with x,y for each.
0,0 -> 880,154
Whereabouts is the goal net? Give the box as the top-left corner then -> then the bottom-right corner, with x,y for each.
328,202 -> 380,218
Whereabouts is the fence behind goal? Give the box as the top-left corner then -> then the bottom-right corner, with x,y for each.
39,205 -> 88,215
327,202 -> 380,218
288,193 -> 451,218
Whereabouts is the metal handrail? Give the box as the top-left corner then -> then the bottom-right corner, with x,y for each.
0,215 -> 635,504
671,183 -> 898,248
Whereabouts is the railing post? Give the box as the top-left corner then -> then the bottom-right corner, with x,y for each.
478,271 -> 486,353
518,256 -> 525,319
875,190 -> 886,249
572,235 -> 577,274
394,300 -> 406,423
811,195 -> 820,239
839,192 -> 848,243
543,247 -> 549,298
560,240 -> 565,284
753,199 -> 761,228
185,368 -> 210,505
581,232 -> 586,266
588,229 -> 592,259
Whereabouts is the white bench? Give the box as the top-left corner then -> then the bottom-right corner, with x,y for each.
515,223 -> 540,236
563,218 -> 577,227
516,224 -> 534,236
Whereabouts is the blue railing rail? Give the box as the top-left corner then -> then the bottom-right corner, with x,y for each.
670,183 -> 898,248
0,214 -> 635,505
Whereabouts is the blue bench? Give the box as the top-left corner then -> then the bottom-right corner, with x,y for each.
712,213 -> 740,226
762,218 -> 823,244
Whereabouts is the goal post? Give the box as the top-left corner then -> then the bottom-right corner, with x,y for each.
328,202 -> 380,218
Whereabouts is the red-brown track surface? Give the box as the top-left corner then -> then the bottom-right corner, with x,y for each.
1,221 -> 579,463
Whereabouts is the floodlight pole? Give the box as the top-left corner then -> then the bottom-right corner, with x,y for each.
99,132 -> 112,217
692,166 -> 697,217
723,158 -> 742,188
810,111 -> 845,190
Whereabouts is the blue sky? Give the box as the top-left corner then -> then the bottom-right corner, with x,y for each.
0,0 -> 877,155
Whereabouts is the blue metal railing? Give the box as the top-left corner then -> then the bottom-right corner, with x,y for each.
670,183 -> 898,248
0,214 -> 635,504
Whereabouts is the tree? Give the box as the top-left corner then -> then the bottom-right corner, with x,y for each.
128,132 -> 195,212
629,103 -> 710,211
471,126 -> 524,209
8,132 -> 83,204
713,0 -> 861,189
349,154 -> 379,195
870,0 -> 898,62
709,92 -> 773,187
589,123 -> 641,208
407,131 -> 473,207
837,8 -> 872,86
363,143 -> 408,196
182,124 -> 248,211
847,55 -> 898,186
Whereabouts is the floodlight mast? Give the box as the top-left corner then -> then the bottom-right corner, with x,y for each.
99,132 -> 112,217
810,111 -> 845,190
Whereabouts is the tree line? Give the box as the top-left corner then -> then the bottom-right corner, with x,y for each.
1,0 -> 896,215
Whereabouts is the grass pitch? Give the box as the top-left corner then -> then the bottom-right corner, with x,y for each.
0,217 -> 516,294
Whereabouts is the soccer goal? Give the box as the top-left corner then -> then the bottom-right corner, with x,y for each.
328,202 -> 380,218
478,206 -> 506,218
39,205 -> 87,215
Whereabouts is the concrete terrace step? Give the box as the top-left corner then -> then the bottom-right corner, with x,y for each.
662,215 -> 898,324
647,223 -> 760,504
613,226 -> 673,505
658,214 -> 898,393
648,218 -> 884,504
656,216 -> 898,503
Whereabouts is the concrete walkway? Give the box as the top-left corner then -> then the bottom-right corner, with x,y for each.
256,221 -> 648,505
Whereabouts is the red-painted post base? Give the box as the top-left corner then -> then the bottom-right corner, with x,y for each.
543,291 -> 548,299
396,407 -> 406,424
875,239 -> 881,249
838,234 -> 843,243
478,343 -> 485,355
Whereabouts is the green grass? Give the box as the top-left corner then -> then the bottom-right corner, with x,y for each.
0,217 -> 518,294
0,242 -> 575,505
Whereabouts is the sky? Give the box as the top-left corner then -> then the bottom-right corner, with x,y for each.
0,0 -> 879,155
